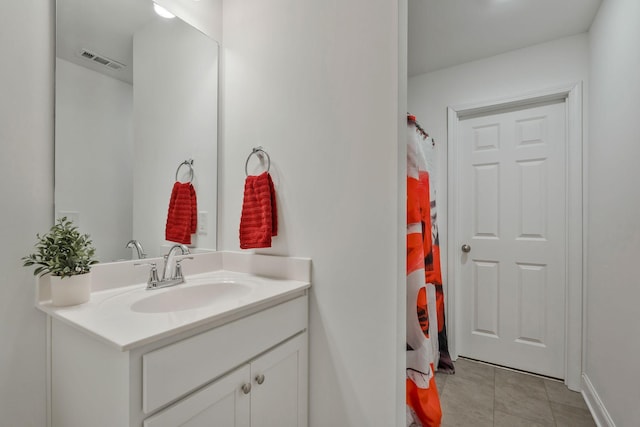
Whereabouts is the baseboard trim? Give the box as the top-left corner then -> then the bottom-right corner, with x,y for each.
582,374 -> 615,427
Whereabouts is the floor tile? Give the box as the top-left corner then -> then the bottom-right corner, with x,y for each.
439,373 -> 494,427
494,369 -> 554,425
442,374 -> 494,410
440,407 -> 493,427
444,366 -> 493,405
436,359 -> 597,427
494,394 -> 555,426
440,388 -> 493,427
544,379 -> 588,410
494,410 -> 549,427
551,402 -> 597,427
494,368 -> 548,401
453,358 -> 495,385
435,371 -> 448,395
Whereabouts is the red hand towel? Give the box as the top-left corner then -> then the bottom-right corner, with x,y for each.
239,172 -> 278,249
165,182 -> 198,245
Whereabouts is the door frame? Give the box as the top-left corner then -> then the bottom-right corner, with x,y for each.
446,82 -> 584,390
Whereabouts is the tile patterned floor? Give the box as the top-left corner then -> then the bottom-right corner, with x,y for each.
436,358 -> 596,427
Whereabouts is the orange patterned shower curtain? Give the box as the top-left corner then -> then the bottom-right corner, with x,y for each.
406,114 -> 453,426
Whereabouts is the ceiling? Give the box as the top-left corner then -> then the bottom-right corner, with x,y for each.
60,0 -> 603,82
408,0 -> 603,77
57,0 -> 159,84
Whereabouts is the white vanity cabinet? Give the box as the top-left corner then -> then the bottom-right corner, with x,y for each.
50,294 -> 308,427
144,333 -> 307,427
145,364 -> 251,427
249,334 -> 306,427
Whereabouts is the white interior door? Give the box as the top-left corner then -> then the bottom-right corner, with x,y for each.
456,101 -> 567,378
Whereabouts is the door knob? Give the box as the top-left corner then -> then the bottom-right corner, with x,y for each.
241,383 -> 252,394
255,374 -> 265,385
461,244 -> 471,253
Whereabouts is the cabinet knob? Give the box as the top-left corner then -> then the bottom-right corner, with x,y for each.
461,244 -> 471,253
255,374 -> 265,385
241,383 -> 252,394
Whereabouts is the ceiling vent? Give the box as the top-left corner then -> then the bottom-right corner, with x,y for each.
78,49 -> 126,71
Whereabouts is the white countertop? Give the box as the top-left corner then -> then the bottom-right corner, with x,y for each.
37,269 -> 310,351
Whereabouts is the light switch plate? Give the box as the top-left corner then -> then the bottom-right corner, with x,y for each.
198,211 -> 208,235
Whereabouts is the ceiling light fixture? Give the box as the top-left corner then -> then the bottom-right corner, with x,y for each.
153,2 -> 175,19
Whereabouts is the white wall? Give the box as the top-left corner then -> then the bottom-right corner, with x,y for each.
55,58 -> 133,262
133,19 -> 219,257
586,0 -> 640,425
0,1 -> 52,426
397,1 -> 408,425
220,0 -> 403,425
156,0 -> 223,43
408,34 -> 589,323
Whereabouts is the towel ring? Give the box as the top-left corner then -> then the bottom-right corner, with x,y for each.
175,159 -> 194,183
245,147 -> 271,177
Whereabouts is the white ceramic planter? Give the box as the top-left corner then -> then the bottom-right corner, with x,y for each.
50,272 -> 92,306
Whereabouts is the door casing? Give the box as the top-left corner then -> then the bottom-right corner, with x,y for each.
446,82 -> 584,390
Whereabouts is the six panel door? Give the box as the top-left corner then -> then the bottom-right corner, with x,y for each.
457,101 -> 567,378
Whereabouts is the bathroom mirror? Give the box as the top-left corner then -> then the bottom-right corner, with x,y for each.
55,0 -> 219,262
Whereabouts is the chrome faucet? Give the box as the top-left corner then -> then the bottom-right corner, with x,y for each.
135,244 -> 193,290
125,239 -> 147,259
162,244 -> 190,281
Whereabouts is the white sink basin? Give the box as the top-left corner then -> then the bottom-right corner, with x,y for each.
40,266 -> 310,350
130,282 -> 253,314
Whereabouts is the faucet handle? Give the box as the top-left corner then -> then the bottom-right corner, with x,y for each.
174,257 -> 194,280
134,261 -> 160,287
134,261 -> 156,267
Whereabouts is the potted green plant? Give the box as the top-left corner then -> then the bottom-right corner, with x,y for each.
22,217 -> 98,306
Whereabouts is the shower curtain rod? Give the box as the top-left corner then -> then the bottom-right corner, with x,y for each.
407,113 -> 435,145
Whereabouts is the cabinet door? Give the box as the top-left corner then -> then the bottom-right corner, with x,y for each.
250,332 -> 308,427
144,365 -> 251,427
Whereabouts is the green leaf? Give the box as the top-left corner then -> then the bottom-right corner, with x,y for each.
21,216 -> 98,277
